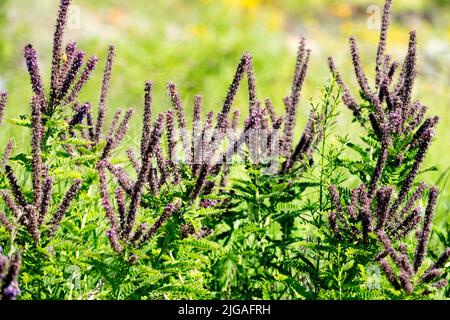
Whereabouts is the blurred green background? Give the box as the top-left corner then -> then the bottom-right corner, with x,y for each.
0,0 -> 448,207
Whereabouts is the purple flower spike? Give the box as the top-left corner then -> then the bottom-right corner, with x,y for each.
221,52 -> 252,119
50,0 -> 73,107
65,55 -> 99,104
24,45 -> 46,105
1,251 -> 22,300
94,45 -> 116,143
106,228 -> 123,254
137,201 -> 180,247
141,81 -> 153,158
200,199 -> 219,209
375,0 -> 393,88
57,50 -> 85,103
0,91 -> 7,126
3,281 -> 21,300
414,187 -> 439,272
49,179 -> 82,236
69,103 -> 90,129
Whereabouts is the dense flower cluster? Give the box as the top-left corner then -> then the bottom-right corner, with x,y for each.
328,183 -> 449,293
1,93 -> 82,243
92,23 -> 326,256
328,0 -> 439,197
325,0 -> 447,295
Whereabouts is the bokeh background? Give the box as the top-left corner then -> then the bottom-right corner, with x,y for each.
0,0 -> 448,211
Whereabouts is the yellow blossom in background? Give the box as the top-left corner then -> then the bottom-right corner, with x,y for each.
189,24 -> 209,39
224,0 -> 261,11
340,20 -> 390,46
386,25 -> 410,46
359,24 -> 382,45
340,21 -> 357,36
330,3 -> 353,19
266,8 -> 285,32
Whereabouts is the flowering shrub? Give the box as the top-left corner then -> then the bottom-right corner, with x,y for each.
0,0 -> 448,300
